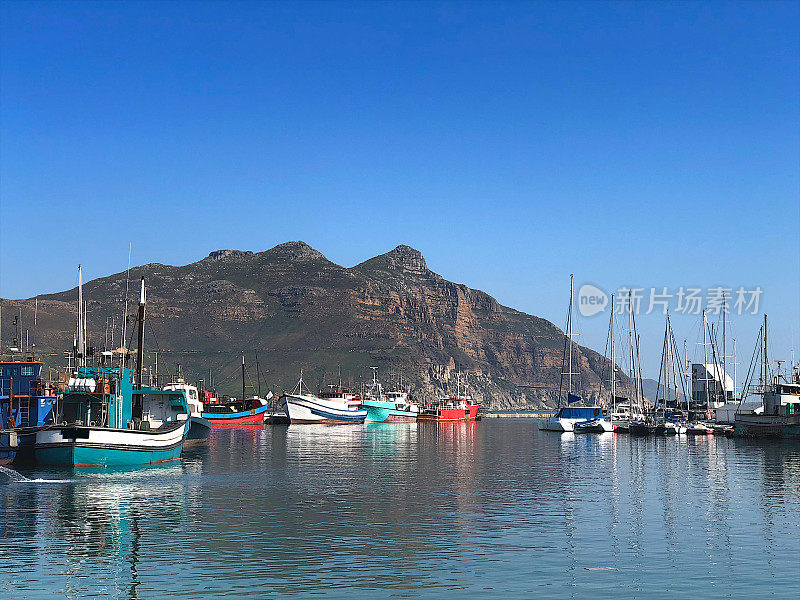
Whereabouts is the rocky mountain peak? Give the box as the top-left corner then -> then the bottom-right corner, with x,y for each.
269,241 -> 326,262
203,249 -> 254,262
383,245 -> 427,273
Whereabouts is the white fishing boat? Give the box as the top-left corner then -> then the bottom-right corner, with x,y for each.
163,367 -> 211,444
284,372 -> 367,424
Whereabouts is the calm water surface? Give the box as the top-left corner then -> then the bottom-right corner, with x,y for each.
1,421 -> 798,599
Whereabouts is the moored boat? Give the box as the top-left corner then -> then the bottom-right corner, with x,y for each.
163,370 -> 211,443
362,368 -> 419,423
284,373 -> 367,424
538,276 -> 603,433
0,358 -> 58,462
574,414 -> 614,433
35,274 -> 191,467
686,423 -> 714,435
201,398 -> 270,426
418,394 -> 480,423
733,316 -> 800,439
199,355 -> 270,427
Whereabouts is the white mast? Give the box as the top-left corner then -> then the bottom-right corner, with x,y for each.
702,309 -> 709,412
610,295 -> 615,417
722,295 -> 727,400
627,291 -> 636,414
568,274 -> 573,395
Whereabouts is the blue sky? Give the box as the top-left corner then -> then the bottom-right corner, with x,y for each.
1,1 -> 798,378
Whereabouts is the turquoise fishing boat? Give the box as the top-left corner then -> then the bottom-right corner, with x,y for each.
362,368 -> 419,423
35,270 -> 191,467
35,373 -> 190,467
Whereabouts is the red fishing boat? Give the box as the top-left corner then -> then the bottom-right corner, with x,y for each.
198,356 -> 270,427
418,395 -> 480,422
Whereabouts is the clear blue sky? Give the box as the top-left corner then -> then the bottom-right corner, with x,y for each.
1,1 -> 798,379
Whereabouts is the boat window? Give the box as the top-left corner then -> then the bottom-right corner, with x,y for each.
20,366 -> 34,376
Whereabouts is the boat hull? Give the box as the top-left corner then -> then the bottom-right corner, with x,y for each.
574,419 -> 613,433
363,401 -> 418,423
185,416 -> 212,444
0,430 -> 17,465
285,395 -> 367,424
733,414 -> 800,438
201,404 -> 269,427
629,422 -> 655,435
35,420 -> 188,467
418,406 -> 478,423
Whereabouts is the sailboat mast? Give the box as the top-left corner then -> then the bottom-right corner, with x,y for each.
628,291 -> 635,412
610,296 -> 615,416
242,354 -> 246,406
722,296 -> 727,401
763,314 -> 768,390
568,274 -> 574,395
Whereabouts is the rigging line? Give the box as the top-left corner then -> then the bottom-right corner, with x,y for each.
145,317 -> 174,385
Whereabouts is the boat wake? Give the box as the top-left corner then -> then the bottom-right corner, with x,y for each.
0,465 -> 72,484
0,465 -> 30,481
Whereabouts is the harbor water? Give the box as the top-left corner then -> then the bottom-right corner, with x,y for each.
1,420 -> 798,599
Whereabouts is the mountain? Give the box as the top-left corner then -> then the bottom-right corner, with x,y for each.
0,242 -> 628,409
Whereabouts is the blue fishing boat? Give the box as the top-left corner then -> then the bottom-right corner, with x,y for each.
0,358 -> 57,462
35,271 -> 191,467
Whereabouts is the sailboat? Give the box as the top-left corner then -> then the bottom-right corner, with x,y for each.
36,272 -> 191,467
645,311 -> 689,435
626,292 -> 655,435
540,275 -> 610,432
577,296 -> 618,434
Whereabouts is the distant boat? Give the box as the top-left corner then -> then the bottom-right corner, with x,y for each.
163,371 -> 211,443
362,368 -> 419,423
284,372 -> 367,424
199,355 -> 270,427
35,273 -> 191,467
201,397 -> 271,426
418,372 -> 479,423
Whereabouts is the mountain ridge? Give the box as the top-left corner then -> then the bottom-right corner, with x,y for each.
1,242 -> 627,409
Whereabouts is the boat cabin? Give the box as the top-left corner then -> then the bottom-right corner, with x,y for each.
0,359 -> 56,429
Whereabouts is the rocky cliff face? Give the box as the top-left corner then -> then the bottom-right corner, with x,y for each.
0,242 -> 625,409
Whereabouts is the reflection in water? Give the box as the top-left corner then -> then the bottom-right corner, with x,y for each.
0,423 -> 798,599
